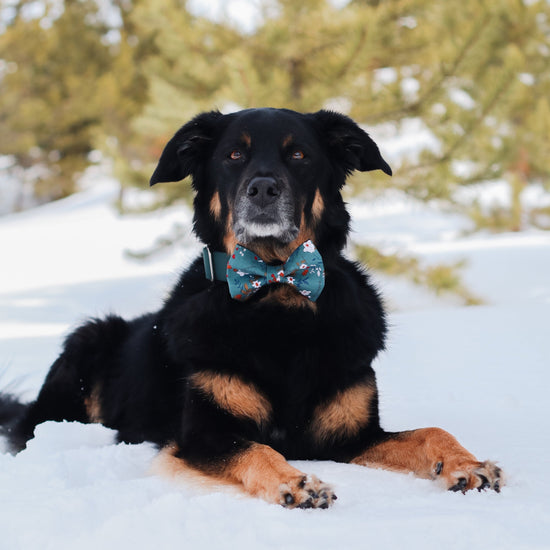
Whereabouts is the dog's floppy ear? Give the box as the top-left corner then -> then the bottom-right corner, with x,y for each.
150,111 -> 224,186
311,110 -> 392,178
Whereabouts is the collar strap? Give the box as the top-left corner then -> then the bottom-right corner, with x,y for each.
202,247 -> 229,282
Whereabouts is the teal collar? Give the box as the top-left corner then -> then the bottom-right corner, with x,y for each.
202,247 -> 229,282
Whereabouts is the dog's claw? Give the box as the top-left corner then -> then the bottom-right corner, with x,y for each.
477,474 -> 490,492
449,477 -> 468,492
298,499 -> 314,509
445,460 -> 503,494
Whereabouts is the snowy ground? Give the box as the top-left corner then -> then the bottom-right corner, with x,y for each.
1,179 -> 549,550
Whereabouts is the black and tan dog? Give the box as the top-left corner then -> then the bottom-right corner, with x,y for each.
0,108 -> 502,508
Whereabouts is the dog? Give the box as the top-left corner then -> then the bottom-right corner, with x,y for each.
0,108 -> 502,508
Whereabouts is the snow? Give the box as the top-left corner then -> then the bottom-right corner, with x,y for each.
372,118 -> 442,164
1,179 -> 550,549
448,88 -> 476,110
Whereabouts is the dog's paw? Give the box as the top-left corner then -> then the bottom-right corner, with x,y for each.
278,474 -> 337,509
437,460 -> 504,493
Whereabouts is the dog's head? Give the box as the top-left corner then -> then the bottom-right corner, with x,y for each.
150,108 -> 391,262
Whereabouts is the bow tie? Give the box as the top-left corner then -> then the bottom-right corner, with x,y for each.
203,240 -> 325,302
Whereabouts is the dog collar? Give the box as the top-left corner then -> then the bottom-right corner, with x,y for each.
202,241 -> 325,302
202,247 -> 230,282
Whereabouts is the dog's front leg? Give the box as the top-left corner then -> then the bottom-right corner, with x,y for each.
218,442 -> 337,508
351,428 -> 503,493
153,369 -> 336,507
155,441 -> 337,508
152,368 -> 338,507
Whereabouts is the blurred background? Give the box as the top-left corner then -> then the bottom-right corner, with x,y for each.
1,0 -> 550,301
1,0 -> 549,216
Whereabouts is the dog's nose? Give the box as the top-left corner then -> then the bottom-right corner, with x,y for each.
246,177 -> 280,207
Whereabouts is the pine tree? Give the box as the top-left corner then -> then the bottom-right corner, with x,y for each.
3,0 -> 548,232
0,0 -> 147,203
128,0 -> 550,206
121,0 -> 421,201
346,0 -> 550,228
102,0 -> 245,207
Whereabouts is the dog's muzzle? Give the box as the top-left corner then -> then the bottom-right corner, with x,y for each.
233,176 -> 298,243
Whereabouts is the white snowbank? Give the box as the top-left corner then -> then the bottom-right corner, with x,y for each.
1,180 -> 549,549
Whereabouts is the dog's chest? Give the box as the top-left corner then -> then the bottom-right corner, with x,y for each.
216,297 -> 363,394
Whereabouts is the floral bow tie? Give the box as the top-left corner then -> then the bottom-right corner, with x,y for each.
203,240 -> 325,302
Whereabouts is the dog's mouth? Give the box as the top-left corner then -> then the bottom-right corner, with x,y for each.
249,212 -> 279,226
233,213 -> 300,245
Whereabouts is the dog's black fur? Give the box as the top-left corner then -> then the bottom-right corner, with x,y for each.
0,108 -> 502,508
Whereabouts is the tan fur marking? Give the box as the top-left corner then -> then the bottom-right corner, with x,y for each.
223,210 -> 238,254
84,383 -> 103,423
282,134 -> 293,147
351,428 -> 475,477
246,242 -> 290,264
311,381 -> 374,443
249,212 -> 315,264
152,443 -> 190,478
153,443 -> 298,494
241,132 -> 251,147
190,371 -> 272,426
351,427 -> 502,491
153,442 -> 295,493
225,443 -> 305,503
311,189 -> 325,221
152,442 -> 334,507
293,211 -> 316,252
260,284 -> 316,311
151,443 -> 228,489
152,443 -> 296,498
210,192 -> 222,221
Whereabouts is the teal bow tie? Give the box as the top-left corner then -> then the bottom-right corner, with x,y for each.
203,240 -> 325,302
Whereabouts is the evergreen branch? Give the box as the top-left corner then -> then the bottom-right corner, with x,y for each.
363,10 -> 492,124
335,27 -> 367,81
405,75 -> 514,178
354,243 -> 484,306
454,153 -> 505,186
237,67 -> 254,107
436,78 -> 513,166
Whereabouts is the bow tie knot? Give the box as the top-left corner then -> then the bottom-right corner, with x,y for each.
224,240 -> 325,301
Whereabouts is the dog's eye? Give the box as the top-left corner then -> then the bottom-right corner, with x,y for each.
291,150 -> 305,160
229,150 -> 243,161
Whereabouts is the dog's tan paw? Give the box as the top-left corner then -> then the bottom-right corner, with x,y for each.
438,459 -> 504,493
278,474 -> 337,509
